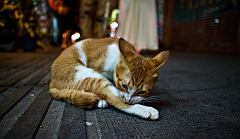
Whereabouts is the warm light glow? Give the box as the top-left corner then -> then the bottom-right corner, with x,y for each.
62,33 -> 67,38
110,22 -> 118,37
111,22 -> 118,29
71,32 -> 81,43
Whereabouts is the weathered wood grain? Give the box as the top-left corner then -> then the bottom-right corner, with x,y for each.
0,58 -> 42,80
0,68 -> 7,73
0,56 -> 32,68
24,59 -> 54,85
57,103 -> 87,139
3,86 -> 52,139
85,110 -> 102,139
0,87 -> 17,102
0,58 -> 50,86
0,87 -> 42,138
0,87 -> 6,94
0,86 -> 32,120
0,53 -> 59,87
37,72 -> 51,86
35,100 -> 65,139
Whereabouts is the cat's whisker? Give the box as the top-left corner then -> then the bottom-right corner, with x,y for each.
141,96 -> 162,103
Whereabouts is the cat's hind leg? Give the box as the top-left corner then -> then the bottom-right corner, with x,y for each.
49,88 -> 101,109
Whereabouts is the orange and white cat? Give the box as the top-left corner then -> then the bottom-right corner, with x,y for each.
50,38 -> 170,120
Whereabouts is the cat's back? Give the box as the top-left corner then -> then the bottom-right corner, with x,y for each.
74,37 -> 120,56
73,38 -> 121,74
52,37 -> 119,66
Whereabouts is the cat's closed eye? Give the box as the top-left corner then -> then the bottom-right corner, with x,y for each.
122,84 -> 128,90
137,91 -> 146,95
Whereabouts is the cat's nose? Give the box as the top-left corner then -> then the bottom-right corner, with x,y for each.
126,98 -> 133,104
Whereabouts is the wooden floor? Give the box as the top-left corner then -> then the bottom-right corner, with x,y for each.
1,50 -> 240,139
0,51 -> 86,138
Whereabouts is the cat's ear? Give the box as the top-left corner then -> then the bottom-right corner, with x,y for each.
118,38 -> 136,62
151,50 -> 170,70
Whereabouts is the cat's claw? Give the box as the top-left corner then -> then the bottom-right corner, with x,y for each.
97,100 -> 108,108
126,104 -> 159,120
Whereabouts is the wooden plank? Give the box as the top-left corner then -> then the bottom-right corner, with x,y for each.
0,68 -> 13,80
0,87 -> 17,102
0,57 -> 31,68
0,87 -> 6,94
0,67 -> 37,87
85,110 -> 102,139
20,58 -> 41,68
37,72 -> 51,86
4,86 -> 52,139
57,103 -> 87,139
0,68 -> 7,73
24,59 -> 54,85
0,87 -> 42,138
0,53 -> 50,69
0,58 -> 50,87
0,86 -> 32,120
35,100 -> 65,139
0,58 -> 42,80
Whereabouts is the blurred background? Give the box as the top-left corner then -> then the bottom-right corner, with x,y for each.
0,0 -> 239,53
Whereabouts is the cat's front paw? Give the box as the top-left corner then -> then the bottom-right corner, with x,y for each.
126,104 -> 159,120
97,100 -> 108,108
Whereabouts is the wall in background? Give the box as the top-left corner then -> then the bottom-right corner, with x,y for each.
163,0 -> 240,52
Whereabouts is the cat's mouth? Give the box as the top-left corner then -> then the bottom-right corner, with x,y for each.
120,94 -> 141,105
120,95 -> 132,104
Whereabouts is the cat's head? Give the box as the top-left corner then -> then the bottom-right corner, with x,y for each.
114,38 -> 170,104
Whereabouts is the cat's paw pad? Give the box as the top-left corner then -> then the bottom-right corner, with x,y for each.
97,100 -> 108,108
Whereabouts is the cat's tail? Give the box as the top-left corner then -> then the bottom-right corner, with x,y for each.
49,88 -> 101,109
